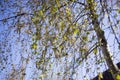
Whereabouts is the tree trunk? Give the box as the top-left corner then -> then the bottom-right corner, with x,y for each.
86,0 -> 120,79
92,19 -> 120,79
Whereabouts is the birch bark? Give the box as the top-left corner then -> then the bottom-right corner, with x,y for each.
86,0 -> 120,79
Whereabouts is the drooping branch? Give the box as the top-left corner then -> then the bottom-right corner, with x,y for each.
0,13 -> 33,22
73,1 -> 86,6
107,14 -> 120,46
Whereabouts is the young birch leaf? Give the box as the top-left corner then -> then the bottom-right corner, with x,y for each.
39,74 -> 46,79
73,29 -> 79,35
116,74 -> 120,80
31,42 -> 37,50
82,36 -> 88,41
63,35 -> 67,40
66,7 -> 71,16
56,0 -> 60,7
98,73 -> 103,79
117,10 -> 120,13
51,6 -> 58,14
59,22 -> 64,30
93,48 -> 98,55
38,10 -> 43,16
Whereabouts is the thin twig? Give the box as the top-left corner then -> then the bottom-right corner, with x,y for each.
0,13 -> 33,22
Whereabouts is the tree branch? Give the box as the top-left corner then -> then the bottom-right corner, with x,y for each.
0,13 -> 33,22
73,1 -> 86,6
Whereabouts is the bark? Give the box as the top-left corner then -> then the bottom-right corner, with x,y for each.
92,19 -> 120,79
86,0 -> 120,79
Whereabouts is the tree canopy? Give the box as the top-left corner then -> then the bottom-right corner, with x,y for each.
0,0 -> 120,80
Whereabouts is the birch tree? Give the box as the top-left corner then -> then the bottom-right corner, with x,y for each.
0,0 -> 120,80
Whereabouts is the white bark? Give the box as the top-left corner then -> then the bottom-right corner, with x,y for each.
86,0 -> 120,79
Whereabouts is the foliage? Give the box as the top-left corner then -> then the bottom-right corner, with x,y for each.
0,0 -> 120,80
116,74 -> 120,80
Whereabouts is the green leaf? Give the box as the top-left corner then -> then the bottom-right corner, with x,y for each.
32,17 -> 39,24
51,6 -> 58,14
56,0 -> 60,7
31,42 -> 37,50
59,45 -> 63,49
33,52 -> 39,54
39,74 -> 46,79
116,74 -> 120,80
57,72 -> 61,75
35,30 -> 41,40
86,32 -> 90,35
38,10 -> 43,16
66,7 -> 71,16
73,29 -> 79,35
98,73 -> 103,79
117,10 -> 120,13
63,35 -> 67,40
82,36 -> 88,41
59,22 -> 64,30
93,48 -> 98,55
36,61 -> 40,65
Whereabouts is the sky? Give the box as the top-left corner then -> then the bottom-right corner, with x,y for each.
0,0 -> 120,80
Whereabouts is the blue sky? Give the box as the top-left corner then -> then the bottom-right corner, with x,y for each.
0,0 -> 120,80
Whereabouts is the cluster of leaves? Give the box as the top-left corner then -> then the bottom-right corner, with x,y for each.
0,0 -> 120,80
